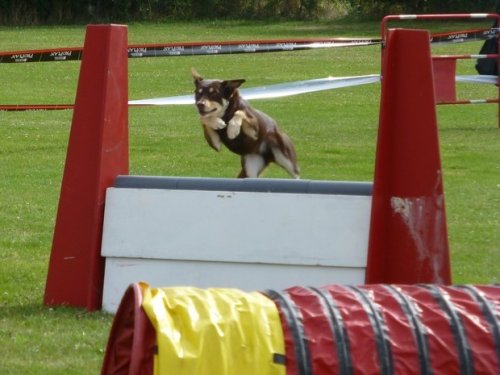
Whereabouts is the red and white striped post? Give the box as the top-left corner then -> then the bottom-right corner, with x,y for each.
381,13 -> 500,127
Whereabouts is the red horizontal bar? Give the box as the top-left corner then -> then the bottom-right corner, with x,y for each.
433,53 -> 498,60
386,13 -> 497,21
0,104 -> 74,111
437,98 -> 500,105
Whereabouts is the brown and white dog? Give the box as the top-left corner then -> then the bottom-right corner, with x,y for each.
192,68 -> 300,178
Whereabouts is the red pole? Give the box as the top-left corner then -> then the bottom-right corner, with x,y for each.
366,28 -> 451,284
44,24 -> 129,310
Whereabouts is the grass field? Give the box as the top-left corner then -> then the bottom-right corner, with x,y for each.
1,19 -> 499,373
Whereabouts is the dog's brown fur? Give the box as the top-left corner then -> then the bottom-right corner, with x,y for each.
192,68 -> 300,178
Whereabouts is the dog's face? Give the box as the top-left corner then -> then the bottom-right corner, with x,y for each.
192,68 -> 245,118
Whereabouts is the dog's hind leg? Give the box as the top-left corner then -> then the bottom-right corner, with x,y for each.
272,146 -> 300,179
270,133 -> 300,179
238,154 -> 267,178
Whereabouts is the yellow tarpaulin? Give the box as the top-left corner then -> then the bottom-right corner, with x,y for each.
140,283 -> 286,375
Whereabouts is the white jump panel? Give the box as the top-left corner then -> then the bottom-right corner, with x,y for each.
102,187 -> 371,312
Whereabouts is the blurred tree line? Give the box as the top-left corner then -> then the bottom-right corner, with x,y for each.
0,0 -> 498,25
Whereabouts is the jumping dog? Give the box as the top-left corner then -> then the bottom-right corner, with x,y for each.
192,68 -> 300,178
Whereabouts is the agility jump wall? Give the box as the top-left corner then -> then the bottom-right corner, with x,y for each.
101,177 -> 373,312
44,24 -> 450,312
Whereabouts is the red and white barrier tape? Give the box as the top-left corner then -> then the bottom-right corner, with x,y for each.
431,28 -> 499,44
1,25 -> 498,64
0,37 -> 380,64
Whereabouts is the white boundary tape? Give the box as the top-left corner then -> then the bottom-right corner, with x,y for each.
128,74 -> 497,106
455,75 -> 497,85
128,74 -> 381,106
1,74 -> 495,111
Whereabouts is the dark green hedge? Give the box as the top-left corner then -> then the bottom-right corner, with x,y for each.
0,0 -> 498,25
351,0 -> 499,19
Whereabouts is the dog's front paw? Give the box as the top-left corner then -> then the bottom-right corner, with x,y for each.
203,117 -> 226,130
214,118 -> 227,129
242,125 -> 258,140
227,122 -> 241,139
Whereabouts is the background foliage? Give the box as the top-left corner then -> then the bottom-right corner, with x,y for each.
0,0 -> 498,25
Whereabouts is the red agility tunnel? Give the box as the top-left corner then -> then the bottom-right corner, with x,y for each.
265,285 -> 500,375
101,283 -> 500,375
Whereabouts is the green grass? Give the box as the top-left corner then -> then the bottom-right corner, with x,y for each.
1,20 -> 499,373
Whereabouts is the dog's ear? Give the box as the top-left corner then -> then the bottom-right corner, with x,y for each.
191,68 -> 203,84
221,79 -> 246,97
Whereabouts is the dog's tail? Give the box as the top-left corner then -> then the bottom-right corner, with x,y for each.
269,131 -> 300,178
